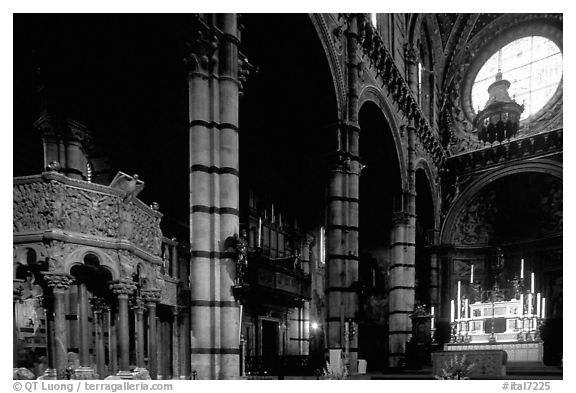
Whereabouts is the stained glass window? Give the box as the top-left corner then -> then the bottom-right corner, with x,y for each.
471,36 -> 562,120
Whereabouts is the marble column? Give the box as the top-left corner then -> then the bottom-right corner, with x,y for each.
387,126 -> 417,367
89,297 -> 107,378
13,279 -> 24,368
40,295 -> 57,379
172,307 -> 180,379
186,14 -> 241,379
108,307 -> 118,375
323,14 -> 361,373
75,282 -> 95,378
141,289 -> 160,379
43,272 -> 74,379
132,297 -> 146,370
109,279 -> 136,375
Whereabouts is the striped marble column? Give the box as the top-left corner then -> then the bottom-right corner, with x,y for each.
387,126 -> 417,367
324,14 -> 361,373
186,14 -> 240,380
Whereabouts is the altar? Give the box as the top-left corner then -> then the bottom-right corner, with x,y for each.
446,278 -> 545,363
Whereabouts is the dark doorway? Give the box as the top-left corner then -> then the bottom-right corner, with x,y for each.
261,320 -> 280,358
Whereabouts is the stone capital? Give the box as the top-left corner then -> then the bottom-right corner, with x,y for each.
130,296 -> 146,312
109,279 -> 137,297
42,272 -> 75,291
404,43 -> 419,65
140,289 -> 161,304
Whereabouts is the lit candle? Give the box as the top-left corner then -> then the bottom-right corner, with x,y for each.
257,217 -> 262,248
520,259 -> 524,279
464,298 -> 469,319
519,294 -> 524,316
450,300 -> 455,323
536,292 -> 541,318
431,306 -> 435,329
531,272 -> 535,294
527,293 -> 532,316
541,297 -> 546,319
470,264 -> 474,284
457,281 -> 461,321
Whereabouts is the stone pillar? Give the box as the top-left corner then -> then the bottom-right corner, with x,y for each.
141,289 -> 160,379
172,307 -> 180,379
75,282 -> 95,378
109,279 -> 136,375
43,272 -> 74,379
324,13 -> 361,373
89,297 -> 107,378
108,307 -> 118,375
132,298 -> 146,370
429,250 -> 440,310
40,295 -> 57,379
185,14 -> 241,379
13,279 -> 24,368
302,301 -> 310,356
387,126 -> 417,367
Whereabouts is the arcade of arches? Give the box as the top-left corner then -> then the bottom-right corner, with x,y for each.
13,13 -> 562,379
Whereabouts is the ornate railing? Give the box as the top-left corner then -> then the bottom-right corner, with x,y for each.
13,171 -> 163,262
446,127 -> 562,176
246,253 -> 311,300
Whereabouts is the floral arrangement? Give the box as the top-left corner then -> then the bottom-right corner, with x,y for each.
435,354 -> 476,380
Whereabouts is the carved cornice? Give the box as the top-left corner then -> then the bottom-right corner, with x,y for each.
42,271 -> 75,291
446,128 -> 563,177
343,13 -> 447,169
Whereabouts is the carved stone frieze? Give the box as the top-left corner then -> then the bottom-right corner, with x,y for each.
14,174 -> 163,258
44,241 -> 77,271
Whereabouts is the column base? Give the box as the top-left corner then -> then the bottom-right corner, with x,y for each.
132,368 -> 151,380
74,366 -> 97,379
39,369 -> 58,380
116,370 -> 134,380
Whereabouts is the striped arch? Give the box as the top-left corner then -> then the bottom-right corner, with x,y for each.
358,84 -> 408,189
440,158 -> 563,245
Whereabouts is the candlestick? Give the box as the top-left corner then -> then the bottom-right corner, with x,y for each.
457,281 -> 461,320
257,217 -> 262,248
519,294 -> 524,316
531,272 -> 535,293
464,298 -> 469,319
527,293 -> 532,316
271,204 -> 275,223
520,259 -> 524,279
470,264 -> 474,284
450,300 -> 455,323
431,306 -> 435,331
372,269 -> 376,287
536,293 -> 541,318
541,297 -> 546,319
